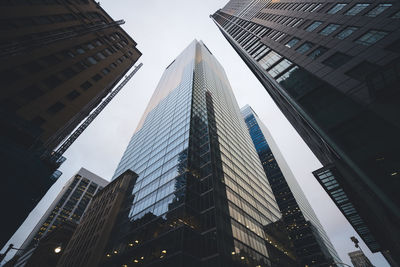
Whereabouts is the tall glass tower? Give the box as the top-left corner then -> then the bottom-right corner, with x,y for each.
103,40 -> 292,267
241,105 -> 341,266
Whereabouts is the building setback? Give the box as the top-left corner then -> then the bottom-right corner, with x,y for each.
14,168 -> 108,266
0,0 -> 141,248
211,0 -> 400,263
87,40 -> 298,267
241,105 -> 341,267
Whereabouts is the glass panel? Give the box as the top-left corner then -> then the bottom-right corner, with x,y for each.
345,3 -> 370,16
308,46 -> 328,59
336,26 -> 359,40
296,42 -> 314,54
258,50 -> 282,70
319,24 -> 341,36
365,4 -> 392,17
355,30 -> 388,46
285,37 -> 300,48
327,3 -> 347,14
305,21 -> 322,32
268,59 -> 293,78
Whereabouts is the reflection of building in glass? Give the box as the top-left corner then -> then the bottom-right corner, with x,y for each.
101,40 -> 294,267
0,0 -> 141,248
348,250 -> 373,267
14,168 -> 108,266
241,105 -> 341,266
212,1 -> 400,263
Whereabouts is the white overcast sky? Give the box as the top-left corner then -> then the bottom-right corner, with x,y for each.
2,1 -> 389,266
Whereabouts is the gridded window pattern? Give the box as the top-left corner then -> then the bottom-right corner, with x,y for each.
296,42 -> 314,54
365,3 -> 392,17
327,3 -> 347,14
305,21 -> 322,32
308,46 -> 328,59
112,41 -> 280,266
345,3 -> 370,16
285,37 -> 300,48
30,174 -> 102,246
319,23 -> 341,36
336,26 -> 359,40
355,30 -> 388,46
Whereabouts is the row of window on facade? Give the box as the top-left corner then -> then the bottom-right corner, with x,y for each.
263,2 -> 397,18
28,38 -> 133,126
0,0 -> 89,6
1,11 -> 109,31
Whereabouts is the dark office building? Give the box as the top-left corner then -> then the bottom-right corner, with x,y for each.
88,40 -> 299,267
0,0 -> 141,248
13,168 -> 108,266
241,105 -> 340,266
57,170 -> 137,267
212,0 -> 400,263
15,221 -> 77,267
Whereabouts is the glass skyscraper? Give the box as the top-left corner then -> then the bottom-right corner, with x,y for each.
241,105 -> 341,266
103,40 -> 293,267
212,0 -> 400,262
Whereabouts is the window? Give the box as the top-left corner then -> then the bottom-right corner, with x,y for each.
322,52 -> 352,68
365,4 -> 392,17
87,56 -> 97,65
47,101 -> 65,114
320,24 -> 340,36
101,68 -> 110,75
292,18 -> 303,27
268,59 -> 293,78
336,26 -> 358,40
94,39 -> 102,46
355,30 -> 388,46
345,3 -> 370,16
308,46 -> 328,59
96,52 -> 106,60
296,42 -> 314,54
75,47 -> 85,54
259,51 -> 282,70
104,48 -> 113,56
305,21 -> 322,32
92,74 -> 102,81
110,63 -> 117,69
309,3 -> 322,12
80,81 -> 92,90
86,43 -> 95,50
285,38 -> 300,48
327,3 -> 347,14
66,90 -> 81,100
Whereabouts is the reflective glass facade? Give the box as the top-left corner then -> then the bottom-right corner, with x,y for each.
105,40 -> 291,267
241,105 -> 340,266
212,0 -> 400,261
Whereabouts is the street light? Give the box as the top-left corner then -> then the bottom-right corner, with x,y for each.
54,246 -> 62,254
